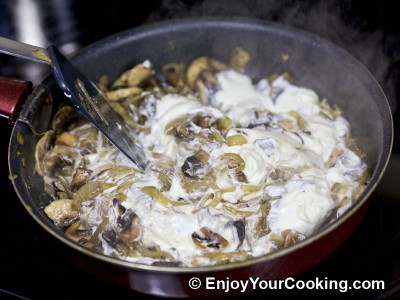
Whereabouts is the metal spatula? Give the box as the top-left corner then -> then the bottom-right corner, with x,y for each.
0,37 -> 146,171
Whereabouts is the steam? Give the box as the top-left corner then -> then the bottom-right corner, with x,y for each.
146,0 -> 397,113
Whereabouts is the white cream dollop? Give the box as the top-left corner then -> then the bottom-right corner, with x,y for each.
214,70 -> 274,126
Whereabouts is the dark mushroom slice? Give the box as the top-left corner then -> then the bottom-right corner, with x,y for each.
117,209 -> 141,242
70,168 -> 92,192
269,229 -> 305,250
181,149 -> 210,179
254,198 -> 272,238
111,198 -> 126,215
232,220 -> 246,248
51,177 -> 73,199
191,226 -> 229,249
101,226 -> 130,256
43,152 -> 74,177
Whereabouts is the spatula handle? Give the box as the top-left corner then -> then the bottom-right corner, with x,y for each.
0,36 -> 52,65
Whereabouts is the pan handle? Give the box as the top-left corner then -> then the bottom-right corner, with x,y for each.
0,76 -> 32,124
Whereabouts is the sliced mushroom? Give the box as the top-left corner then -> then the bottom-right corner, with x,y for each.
191,226 -> 229,249
117,209 -> 141,243
162,63 -> 186,90
70,168 -> 92,192
52,177 -> 73,199
120,63 -> 152,87
108,102 -> 138,129
51,106 -> 78,136
52,145 -> 79,159
105,87 -> 143,101
255,199 -> 271,238
192,114 -> 214,128
35,130 -> 54,176
72,125 -> 98,140
135,243 -> 174,260
158,172 -> 172,192
101,226 -> 130,256
186,56 -> 211,88
44,199 -> 79,227
195,79 -> 208,104
220,153 -> 245,172
165,118 -> 196,140
181,149 -> 210,179
66,222 -> 92,242
43,152 -> 74,177
55,132 -> 78,147
77,139 -> 97,155
106,199 -> 141,244
110,197 -> 125,214
232,220 -> 246,248
287,110 -> 305,129
269,229 -> 305,250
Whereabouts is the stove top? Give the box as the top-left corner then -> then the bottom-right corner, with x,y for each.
1,0 -> 400,299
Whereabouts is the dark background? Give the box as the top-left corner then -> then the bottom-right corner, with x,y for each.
1,0 -> 400,299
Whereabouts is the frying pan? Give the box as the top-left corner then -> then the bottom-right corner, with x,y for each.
0,17 -> 392,297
